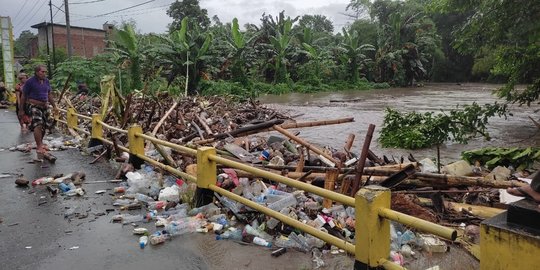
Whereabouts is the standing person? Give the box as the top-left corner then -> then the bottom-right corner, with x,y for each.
15,73 -> 29,131
507,172 -> 540,210
19,65 -> 58,161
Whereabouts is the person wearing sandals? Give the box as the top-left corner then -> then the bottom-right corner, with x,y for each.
15,73 -> 30,131
18,65 -> 58,161
507,172 -> 540,210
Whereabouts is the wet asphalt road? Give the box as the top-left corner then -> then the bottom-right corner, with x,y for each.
0,108 -> 316,270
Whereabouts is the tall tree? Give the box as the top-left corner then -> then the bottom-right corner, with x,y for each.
432,0 -> 540,106
297,15 -> 334,34
14,30 -> 36,58
167,0 -> 210,32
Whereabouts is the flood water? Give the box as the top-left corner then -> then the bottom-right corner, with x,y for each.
259,83 -> 540,164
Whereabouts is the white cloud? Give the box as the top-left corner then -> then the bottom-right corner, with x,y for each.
2,0 -> 352,38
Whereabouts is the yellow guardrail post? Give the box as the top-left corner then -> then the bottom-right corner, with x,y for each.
355,185 -> 391,270
66,107 -> 78,129
128,125 -> 144,156
194,147 -> 217,207
91,114 -> 103,140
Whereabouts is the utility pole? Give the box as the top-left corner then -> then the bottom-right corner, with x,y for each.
48,0 -> 56,77
64,0 -> 73,57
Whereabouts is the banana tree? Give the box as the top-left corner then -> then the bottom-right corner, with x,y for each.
154,17 -> 212,95
269,18 -> 293,83
227,18 -> 258,87
108,24 -> 144,92
339,29 -> 375,83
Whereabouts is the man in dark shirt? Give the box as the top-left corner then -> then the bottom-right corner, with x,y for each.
19,65 -> 58,161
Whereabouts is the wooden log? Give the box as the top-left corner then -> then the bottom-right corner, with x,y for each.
414,172 -> 527,188
295,147 -> 305,173
351,124 -> 375,196
196,113 -> 213,135
323,169 -> 338,208
417,197 -> 504,219
273,125 -> 339,167
367,149 -> 385,165
191,121 -> 205,140
344,134 -> 355,153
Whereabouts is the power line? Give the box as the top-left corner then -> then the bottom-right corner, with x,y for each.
13,0 -> 31,22
79,0 -> 155,19
15,0 -> 42,27
71,0 -> 106,4
71,3 -> 169,21
17,0 -> 49,32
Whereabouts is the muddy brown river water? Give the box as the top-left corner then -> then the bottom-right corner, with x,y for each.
259,83 -> 540,164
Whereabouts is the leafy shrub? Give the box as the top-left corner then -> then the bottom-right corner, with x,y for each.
462,147 -> 540,170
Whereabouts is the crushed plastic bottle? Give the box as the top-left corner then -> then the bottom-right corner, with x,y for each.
135,193 -> 155,203
312,248 -> 325,269
149,231 -> 170,245
216,228 -> 242,241
147,201 -> 166,210
164,217 -> 204,236
267,194 -> 297,211
267,207 -> 291,229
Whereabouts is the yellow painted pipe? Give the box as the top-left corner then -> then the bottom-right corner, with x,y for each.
95,137 -> 130,153
77,114 -> 92,120
209,154 -> 356,207
208,184 -> 355,254
378,258 -> 406,270
137,133 -> 197,156
378,207 -> 457,241
97,119 -> 128,134
72,126 -> 90,135
134,153 -> 197,183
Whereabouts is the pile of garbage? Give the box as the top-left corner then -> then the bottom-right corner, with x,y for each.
44,94 -> 534,267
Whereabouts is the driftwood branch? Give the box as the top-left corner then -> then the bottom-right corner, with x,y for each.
273,125 -> 339,167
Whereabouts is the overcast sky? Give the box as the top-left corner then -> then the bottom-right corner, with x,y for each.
2,0 -> 354,38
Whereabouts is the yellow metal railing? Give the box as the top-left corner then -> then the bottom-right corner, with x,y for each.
56,106 -> 457,270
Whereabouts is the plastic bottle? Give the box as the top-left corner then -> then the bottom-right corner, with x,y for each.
59,182 -> 71,192
216,229 -> 242,241
139,235 -> 148,249
165,217 -> 203,236
120,203 -> 142,211
120,214 -> 144,224
145,210 -> 158,221
274,236 -> 300,249
135,193 -> 155,203
113,199 -> 133,206
252,236 -> 272,247
147,201 -> 166,210
267,195 -> 297,211
288,232 -> 311,252
267,207 -> 291,229
133,228 -> 148,235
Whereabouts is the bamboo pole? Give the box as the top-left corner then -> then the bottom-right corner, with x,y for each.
272,125 -> 339,167
152,99 -> 179,136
